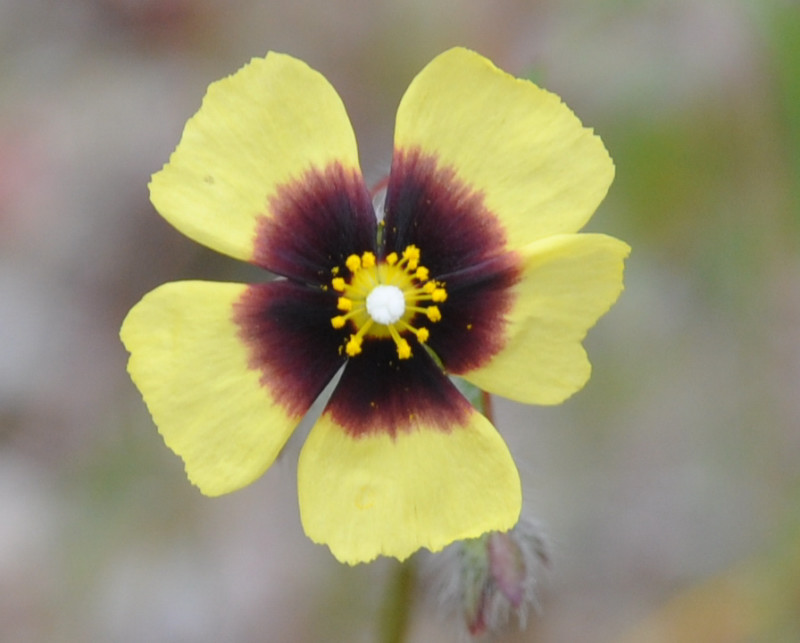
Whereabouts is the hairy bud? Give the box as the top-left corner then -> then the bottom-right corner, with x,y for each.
427,516 -> 549,637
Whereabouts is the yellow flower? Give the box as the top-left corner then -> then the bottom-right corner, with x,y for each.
120,48 -> 629,564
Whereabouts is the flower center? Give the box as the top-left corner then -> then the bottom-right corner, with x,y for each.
328,245 -> 448,359
366,285 -> 405,325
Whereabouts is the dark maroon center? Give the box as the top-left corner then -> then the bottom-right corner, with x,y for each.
235,152 -> 521,435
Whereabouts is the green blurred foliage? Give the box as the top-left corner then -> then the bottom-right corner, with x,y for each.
768,3 -> 800,231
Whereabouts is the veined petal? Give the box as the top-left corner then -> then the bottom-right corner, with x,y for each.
393,48 -> 614,246
253,163 -> 376,284
233,280 -> 347,414
298,344 -> 521,563
321,339 -> 473,438
383,148 -> 508,274
150,52 -> 368,266
424,252 -> 522,375
454,234 -> 630,405
120,280 -> 340,496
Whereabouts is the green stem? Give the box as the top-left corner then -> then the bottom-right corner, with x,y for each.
379,559 -> 415,643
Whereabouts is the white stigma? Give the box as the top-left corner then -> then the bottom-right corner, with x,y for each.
366,285 -> 405,325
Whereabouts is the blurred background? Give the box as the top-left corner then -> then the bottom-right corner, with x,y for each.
1,0 -> 799,641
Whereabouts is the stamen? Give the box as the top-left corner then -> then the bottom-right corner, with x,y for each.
386,252 -> 398,266
345,254 -> 362,273
345,319 -> 374,357
388,325 -> 412,359
331,316 -> 346,329
346,335 -> 363,356
361,251 -> 376,268
396,339 -> 411,359
398,320 -> 430,344
431,287 -> 447,302
337,297 -> 353,312
332,277 -> 346,292
426,306 -> 442,322
414,266 -> 429,281
400,246 -> 420,272
402,245 -> 420,264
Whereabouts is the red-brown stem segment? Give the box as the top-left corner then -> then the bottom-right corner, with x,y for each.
480,389 -> 495,424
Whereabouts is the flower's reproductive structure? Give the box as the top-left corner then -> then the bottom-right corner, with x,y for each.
330,246 -> 447,359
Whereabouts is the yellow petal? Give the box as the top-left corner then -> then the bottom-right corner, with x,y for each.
460,234 -> 630,405
394,48 -> 614,246
120,281 -> 304,495
150,53 -> 362,263
297,408 -> 521,565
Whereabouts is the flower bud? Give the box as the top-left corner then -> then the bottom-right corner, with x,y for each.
427,517 -> 549,637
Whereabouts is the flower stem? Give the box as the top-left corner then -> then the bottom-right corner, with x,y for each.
379,559 -> 415,643
480,389 -> 495,424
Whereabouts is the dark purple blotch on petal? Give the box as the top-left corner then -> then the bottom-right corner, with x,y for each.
427,253 -> 520,374
383,147 -> 507,274
234,280 -> 346,418
326,339 -> 472,438
253,163 -> 377,284
384,147 -> 522,374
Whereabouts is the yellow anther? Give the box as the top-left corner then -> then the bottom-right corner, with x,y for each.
431,288 -> 448,302
345,335 -> 363,356
337,297 -> 353,312
414,266 -> 429,281
388,326 -> 412,360
416,327 -> 430,343
422,281 -> 437,294
361,251 -> 376,268
331,266 -> 340,276
402,245 -> 420,263
396,339 -> 412,360
331,316 -> 346,329
332,277 -> 346,292
345,254 -> 361,273
426,306 -> 442,322
386,252 -> 398,266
